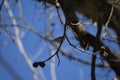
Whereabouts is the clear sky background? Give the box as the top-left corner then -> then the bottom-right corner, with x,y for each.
0,0 -> 117,80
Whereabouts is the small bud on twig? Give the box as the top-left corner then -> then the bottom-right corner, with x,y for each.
56,2 -> 60,8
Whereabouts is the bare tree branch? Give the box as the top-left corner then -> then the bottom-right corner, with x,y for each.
56,0 -> 120,78
50,47 -> 57,80
4,0 -> 39,80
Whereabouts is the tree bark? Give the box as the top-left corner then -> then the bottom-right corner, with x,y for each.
37,0 -> 120,78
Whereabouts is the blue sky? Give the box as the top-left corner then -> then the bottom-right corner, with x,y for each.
0,0 -> 117,80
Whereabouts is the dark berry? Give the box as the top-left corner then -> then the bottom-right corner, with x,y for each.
39,62 -> 46,68
33,62 -> 39,68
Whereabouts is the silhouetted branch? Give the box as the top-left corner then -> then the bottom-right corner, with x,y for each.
51,42 -> 109,68
36,0 -> 120,79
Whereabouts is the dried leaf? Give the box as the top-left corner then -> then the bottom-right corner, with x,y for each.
53,36 -> 64,43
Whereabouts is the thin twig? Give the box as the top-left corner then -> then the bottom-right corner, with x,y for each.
65,33 -> 98,55
56,7 -> 64,25
0,23 -> 53,42
51,42 -> 109,68
41,22 -> 67,64
39,1 -> 66,64
102,0 -> 115,38
105,1 -> 115,26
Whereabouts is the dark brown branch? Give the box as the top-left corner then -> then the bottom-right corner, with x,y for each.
51,41 -> 109,68
58,0 -> 120,78
27,25 -> 109,68
36,0 -> 120,78
91,54 -> 96,80
91,19 -> 103,80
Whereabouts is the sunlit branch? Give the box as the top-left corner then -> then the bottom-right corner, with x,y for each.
50,47 -> 57,80
102,0 -> 115,38
17,0 -> 23,17
0,23 -> 47,40
4,0 -> 39,80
